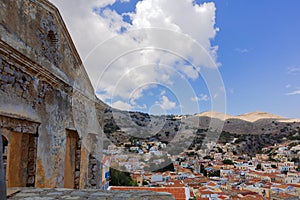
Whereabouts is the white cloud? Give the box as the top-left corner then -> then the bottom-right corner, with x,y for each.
160,90 -> 166,95
190,97 -> 199,102
49,0 -> 219,110
129,96 -> 147,109
286,90 -> 300,96
191,93 -> 210,102
157,96 -> 176,110
199,94 -> 210,101
287,66 -> 300,75
100,9 -> 131,33
111,100 -> 133,110
235,48 -> 249,54
179,65 -> 199,80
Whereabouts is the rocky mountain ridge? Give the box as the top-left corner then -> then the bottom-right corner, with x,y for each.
103,109 -> 300,155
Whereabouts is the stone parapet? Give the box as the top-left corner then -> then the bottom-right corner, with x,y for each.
7,188 -> 176,200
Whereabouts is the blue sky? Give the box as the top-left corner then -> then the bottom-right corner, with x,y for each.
105,0 -> 300,118
210,0 -> 300,118
51,0 -> 300,118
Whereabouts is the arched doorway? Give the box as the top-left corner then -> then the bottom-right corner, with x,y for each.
1,130 -> 38,187
0,116 -> 39,188
64,130 -> 81,189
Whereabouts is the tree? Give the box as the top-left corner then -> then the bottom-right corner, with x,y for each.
153,162 -> 175,172
200,164 -> 205,173
291,157 -> 299,163
203,169 -> 207,177
217,147 -> 223,153
110,167 -> 136,186
209,170 -> 220,177
142,180 -> 148,186
282,170 -> 288,175
256,163 -> 262,170
222,159 -> 234,165
200,164 -> 208,176
203,155 -> 213,160
187,152 -> 195,156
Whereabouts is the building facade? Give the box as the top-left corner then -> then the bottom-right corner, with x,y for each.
0,0 -> 106,189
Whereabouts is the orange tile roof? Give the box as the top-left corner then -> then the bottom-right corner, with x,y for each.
164,182 -> 185,187
166,180 -> 183,184
110,186 -> 187,200
288,184 -> 300,188
200,190 -> 215,195
182,178 -> 195,183
206,182 -> 217,187
273,184 -> 289,189
190,190 -> 194,197
219,195 -> 230,199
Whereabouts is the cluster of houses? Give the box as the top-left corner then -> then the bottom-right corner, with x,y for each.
103,139 -> 300,199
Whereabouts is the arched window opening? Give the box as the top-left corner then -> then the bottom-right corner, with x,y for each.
47,30 -> 58,49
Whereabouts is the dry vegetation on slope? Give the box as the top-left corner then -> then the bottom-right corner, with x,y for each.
103,109 -> 300,156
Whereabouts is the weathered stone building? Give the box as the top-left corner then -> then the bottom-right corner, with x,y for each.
0,0 -> 107,189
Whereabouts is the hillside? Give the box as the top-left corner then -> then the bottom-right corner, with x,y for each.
103,109 -> 300,156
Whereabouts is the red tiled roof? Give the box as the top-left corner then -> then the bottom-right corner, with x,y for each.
273,184 -> 289,189
164,182 -> 185,187
182,178 -> 195,183
110,186 -> 187,200
206,182 -> 217,187
190,190 -> 194,197
200,190 -> 215,195
288,184 -> 300,188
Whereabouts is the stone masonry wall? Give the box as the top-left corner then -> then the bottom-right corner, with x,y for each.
74,139 -> 81,189
26,136 -> 37,187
